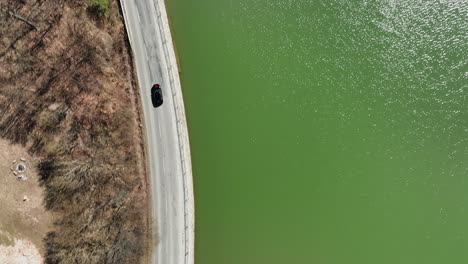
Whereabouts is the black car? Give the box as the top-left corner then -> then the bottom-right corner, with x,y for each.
151,84 -> 163,108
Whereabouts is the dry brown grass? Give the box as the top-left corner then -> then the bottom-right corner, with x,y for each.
0,0 -> 148,263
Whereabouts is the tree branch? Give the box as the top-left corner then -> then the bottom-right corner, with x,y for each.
1,8 -> 37,30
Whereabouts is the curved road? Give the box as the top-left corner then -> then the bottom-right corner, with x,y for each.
118,1 -> 195,264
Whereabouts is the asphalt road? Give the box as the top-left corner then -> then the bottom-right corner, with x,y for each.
119,1 -> 194,264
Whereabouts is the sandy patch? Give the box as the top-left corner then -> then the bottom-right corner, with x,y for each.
0,239 -> 42,264
0,139 -> 53,260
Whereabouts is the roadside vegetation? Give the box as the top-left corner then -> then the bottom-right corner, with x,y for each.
88,0 -> 110,17
0,0 -> 148,263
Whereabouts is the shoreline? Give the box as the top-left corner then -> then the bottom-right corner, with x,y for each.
118,0 -> 195,263
152,1 -> 195,263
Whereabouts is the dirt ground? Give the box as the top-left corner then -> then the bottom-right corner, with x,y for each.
0,139 -> 53,262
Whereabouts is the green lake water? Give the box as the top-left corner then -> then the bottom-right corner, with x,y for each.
166,1 -> 468,263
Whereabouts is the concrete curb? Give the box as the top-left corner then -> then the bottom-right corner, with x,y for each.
152,1 -> 195,264
118,1 -> 195,264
